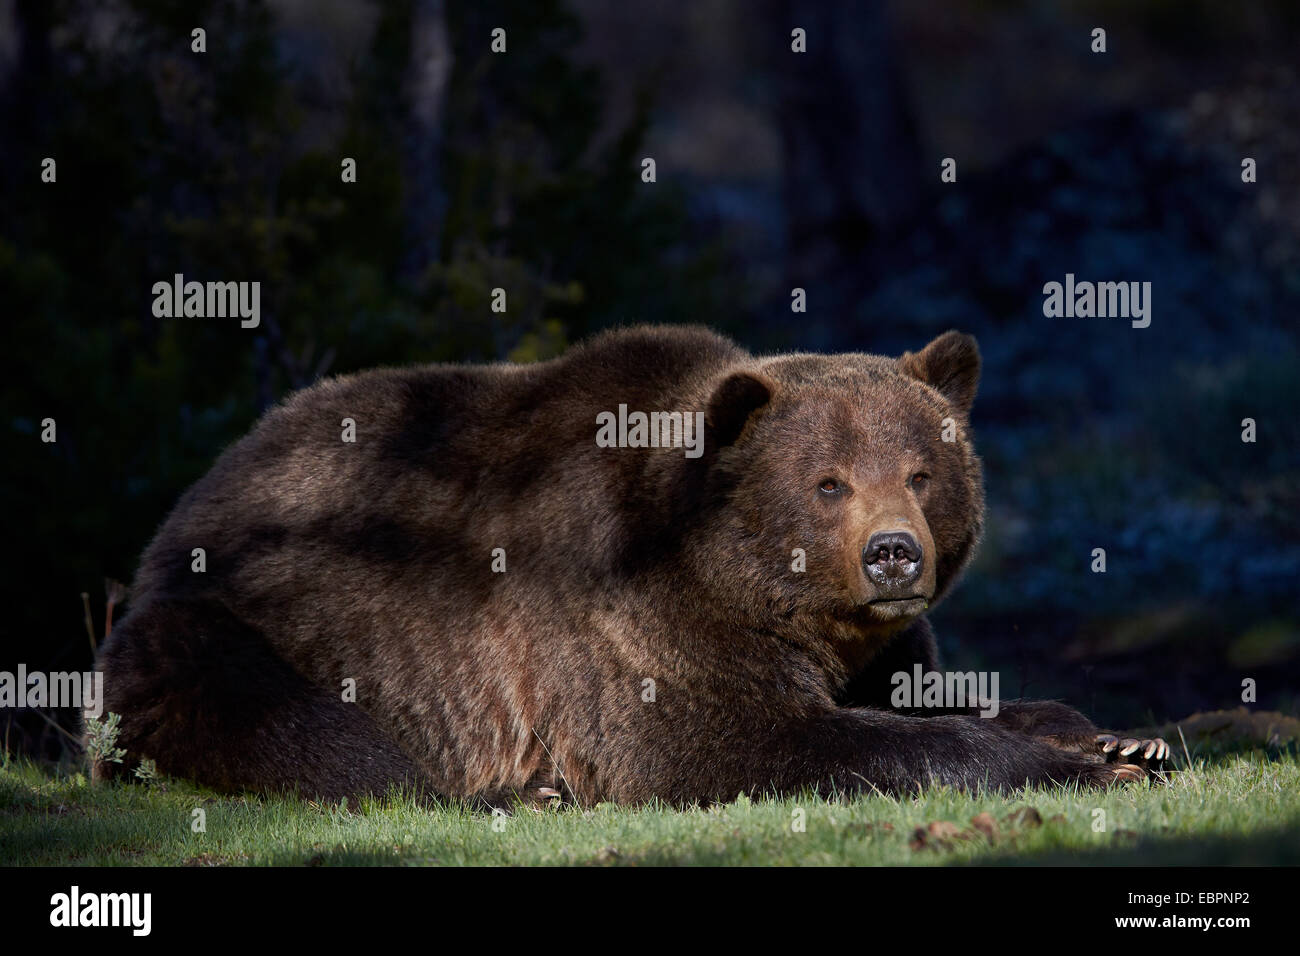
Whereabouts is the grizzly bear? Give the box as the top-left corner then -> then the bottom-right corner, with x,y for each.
92,325 -> 1166,805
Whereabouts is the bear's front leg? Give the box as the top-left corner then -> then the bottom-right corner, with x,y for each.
991,700 -> 1171,778
610,706 -> 1147,805
836,622 -> 1169,778
776,708 -> 1147,797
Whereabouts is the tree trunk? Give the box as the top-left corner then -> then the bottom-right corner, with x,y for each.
401,0 -> 454,286
777,0 -> 921,283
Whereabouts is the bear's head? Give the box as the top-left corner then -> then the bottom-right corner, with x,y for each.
696,331 -> 984,645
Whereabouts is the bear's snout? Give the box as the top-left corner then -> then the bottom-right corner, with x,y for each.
862,530 -> 923,594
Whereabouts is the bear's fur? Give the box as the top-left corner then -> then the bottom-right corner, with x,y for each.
92,325 -> 1160,804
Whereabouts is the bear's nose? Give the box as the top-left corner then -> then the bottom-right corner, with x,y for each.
863,531 -> 923,590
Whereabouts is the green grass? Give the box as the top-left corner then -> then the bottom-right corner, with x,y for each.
3,748 -> 1298,866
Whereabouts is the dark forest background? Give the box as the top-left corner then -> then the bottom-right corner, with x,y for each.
3,0 -> 1299,760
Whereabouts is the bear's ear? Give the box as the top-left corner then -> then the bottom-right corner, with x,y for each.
706,370 -> 774,448
898,331 -> 981,416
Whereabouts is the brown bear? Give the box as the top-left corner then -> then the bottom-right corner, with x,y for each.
92,325 -> 1166,805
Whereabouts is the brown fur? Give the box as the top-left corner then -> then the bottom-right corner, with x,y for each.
92,325 -> 1147,805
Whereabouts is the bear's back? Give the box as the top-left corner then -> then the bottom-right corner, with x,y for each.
130,324 -> 749,609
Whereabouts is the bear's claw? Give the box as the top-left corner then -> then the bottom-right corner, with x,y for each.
1095,733 -> 1170,779
1108,763 -> 1146,784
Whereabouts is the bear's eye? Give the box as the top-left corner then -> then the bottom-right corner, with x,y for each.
909,472 -> 930,491
818,478 -> 841,495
